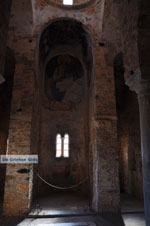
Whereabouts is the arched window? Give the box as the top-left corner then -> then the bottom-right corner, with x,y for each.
56,134 -> 62,158
63,134 -> 69,157
63,0 -> 73,5
56,133 -> 69,158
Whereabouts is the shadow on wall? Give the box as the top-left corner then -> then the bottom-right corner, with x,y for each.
114,52 -> 143,200
0,47 -> 15,213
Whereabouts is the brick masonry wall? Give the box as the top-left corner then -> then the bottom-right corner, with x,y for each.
2,0 -> 146,216
3,0 -> 36,216
117,90 -> 143,200
32,0 -> 120,213
114,0 -> 143,200
119,0 -> 140,80
101,0 -> 143,202
33,56 -> 90,195
3,0 -> 121,215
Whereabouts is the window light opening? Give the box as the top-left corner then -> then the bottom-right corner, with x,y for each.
63,0 -> 73,5
56,134 -> 62,158
63,134 -> 69,157
56,133 -> 69,158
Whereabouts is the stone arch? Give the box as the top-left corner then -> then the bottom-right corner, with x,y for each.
36,18 -> 94,109
31,18 -> 94,207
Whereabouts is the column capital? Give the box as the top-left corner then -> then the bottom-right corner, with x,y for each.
125,67 -> 150,96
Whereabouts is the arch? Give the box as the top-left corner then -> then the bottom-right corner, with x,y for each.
31,17 -> 93,212
38,18 -> 93,67
36,18 -> 94,109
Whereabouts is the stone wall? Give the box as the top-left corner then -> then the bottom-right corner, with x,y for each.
119,0 -> 140,80
116,0 -> 143,200
33,54 -> 89,196
101,0 -> 143,201
0,0 -> 12,212
2,0 -> 145,216
114,52 -> 143,200
3,0 -> 36,216
2,0 -> 121,215
117,90 -> 143,200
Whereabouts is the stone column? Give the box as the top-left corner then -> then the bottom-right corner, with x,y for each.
126,68 -> 150,226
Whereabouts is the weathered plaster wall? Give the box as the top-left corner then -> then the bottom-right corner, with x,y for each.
31,0 -> 104,36
36,0 -> 95,8
35,55 -> 89,195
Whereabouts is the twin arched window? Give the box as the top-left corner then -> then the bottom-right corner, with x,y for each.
56,134 -> 69,158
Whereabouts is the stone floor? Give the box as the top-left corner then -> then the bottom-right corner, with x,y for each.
121,193 -> 144,213
0,213 -> 146,226
30,191 -> 90,216
0,192 -> 146,226
122,213 -> 146,226
121,193 -> 146,226
16,216 -> 120,226
0,214 -> 124,226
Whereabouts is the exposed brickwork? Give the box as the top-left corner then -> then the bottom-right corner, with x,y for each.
2,0 -> 121,215
1,0 -> 147,217
3,0 -> 35,216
